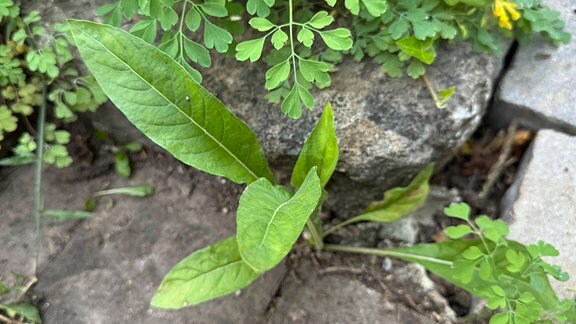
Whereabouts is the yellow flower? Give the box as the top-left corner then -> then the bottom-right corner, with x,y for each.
493,0 -> 521,30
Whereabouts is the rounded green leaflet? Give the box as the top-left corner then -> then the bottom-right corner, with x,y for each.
237,168 -> 322,272
151,236 -> 259,309
68,20 -> 273,185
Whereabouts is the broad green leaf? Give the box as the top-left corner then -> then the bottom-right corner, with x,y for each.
237,168 -> 322,272
69,20 -> 273,185
349,163 -> 434,224
291,103 -> 338,188
44,209 -> 92,220
396,36 -> 436,64
151,236 -> 260,308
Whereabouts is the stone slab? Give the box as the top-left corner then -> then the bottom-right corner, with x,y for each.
492,0 -> 576,134
266,255 -> 455,323
1,158 -> 287,323
501,129 -> 576,299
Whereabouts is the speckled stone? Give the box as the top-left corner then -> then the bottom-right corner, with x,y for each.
501,129 -> 576,299
492,0 -> 576,134
205,42 -> 501,217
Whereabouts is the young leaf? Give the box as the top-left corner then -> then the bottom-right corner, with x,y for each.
249,17 -> 275,31
237,168 -> 322,272
68,20 -> 274,185
319,28 -> 353,51
396,36 -> 436,64
348,163 -> 434,224
444,224 -> 473,239
0,281 -> 9,296
151,236 -> 260,308
271,29 -> 288,50
43,210 -> 92,220
265,60 -> 291,90
93,185 -> 155,198
235,37 -> 266,62
361,0 -> 387,17
203,20 -> 233,53
114,151 -> 131,178
444,202 -> 471,221
308,11 -> 334,29
291,103 -> 338,188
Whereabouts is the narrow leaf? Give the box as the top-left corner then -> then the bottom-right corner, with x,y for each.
351,163 -> 434,224
151,236 -> 259,308
237,168 -> 322,272
291,103 -> 338,188
93,184 -> 155,197
44,209 -> 92,220
68,20 -> 273,185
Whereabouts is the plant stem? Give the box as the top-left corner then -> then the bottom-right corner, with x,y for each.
306,218 -> 324,250
322,218 -> 360,237
421,75 -> 441,108
324,244 -> 454,266
288,0 -> 299,86
33,76 -> 47,276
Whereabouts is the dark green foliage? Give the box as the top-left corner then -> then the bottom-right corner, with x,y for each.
98,0 -> 569,118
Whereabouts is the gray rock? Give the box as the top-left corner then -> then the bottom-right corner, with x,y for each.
206,43 -> 500,217
501,129 -> 576,299
491,0 -> 576,134
32,1 -> 499,218
266,256 -> 450,323
22,0 -> 110,23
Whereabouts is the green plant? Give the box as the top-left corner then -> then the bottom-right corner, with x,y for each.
69,20 -> 575,323
0,1 -> 106,167
97,0 -> 570,117
0,276 -> 40,324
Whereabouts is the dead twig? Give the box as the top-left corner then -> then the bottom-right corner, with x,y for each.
318,266 -> 365,275
479,120 -> 518,200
